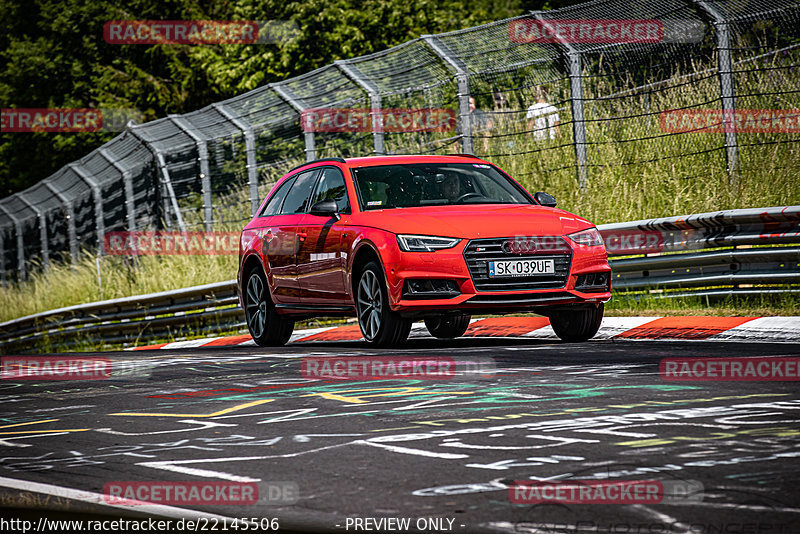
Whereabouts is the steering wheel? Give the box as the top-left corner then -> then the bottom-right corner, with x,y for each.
455,192 -> 483,203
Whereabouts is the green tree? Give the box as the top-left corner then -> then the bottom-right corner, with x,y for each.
1,0 -> 535,196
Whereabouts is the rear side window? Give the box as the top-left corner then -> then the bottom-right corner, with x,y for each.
280,170 -> 318,214
260,176 -> 296,216
310,167 -> 350,213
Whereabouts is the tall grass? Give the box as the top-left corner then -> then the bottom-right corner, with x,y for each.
2,254 -> 238,322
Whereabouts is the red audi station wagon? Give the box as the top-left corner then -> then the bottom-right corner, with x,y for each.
237,155 -> 611,346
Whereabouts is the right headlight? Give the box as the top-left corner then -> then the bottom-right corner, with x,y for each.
567,228 -> 604,248
397,234 -> 461,252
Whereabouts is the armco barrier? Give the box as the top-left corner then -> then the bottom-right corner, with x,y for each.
599,205 -> 800,294
1,206 -> 798,353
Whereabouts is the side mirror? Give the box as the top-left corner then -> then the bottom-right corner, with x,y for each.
309,198 -> 340,220
534,191 -> 557,207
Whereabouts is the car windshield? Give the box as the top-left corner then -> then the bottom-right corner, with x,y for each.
352,162 -> 533,210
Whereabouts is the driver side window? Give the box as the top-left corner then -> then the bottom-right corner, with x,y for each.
310,167 -> 350,213
280,170 -> 318,214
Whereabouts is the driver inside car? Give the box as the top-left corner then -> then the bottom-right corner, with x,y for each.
441,172 -> 462,202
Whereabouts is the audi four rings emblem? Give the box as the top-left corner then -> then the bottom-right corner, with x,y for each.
503,238 -> 538,254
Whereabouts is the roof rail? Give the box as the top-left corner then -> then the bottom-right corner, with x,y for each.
452,153 -> 481,159
286,157 -> 347,174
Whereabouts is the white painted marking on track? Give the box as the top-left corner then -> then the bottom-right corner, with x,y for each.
138,443 -> 356,479
95,420 -> 237,436
161,338 -> 223,349
130,316 -> 800,349
708,316 -> 800,342
0,433 -> 71,448
137,458 -> 264,482
593,316 -> 664,339
358,440 -> 469,459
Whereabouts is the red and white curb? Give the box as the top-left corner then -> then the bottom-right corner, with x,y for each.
131,316 -> 800,350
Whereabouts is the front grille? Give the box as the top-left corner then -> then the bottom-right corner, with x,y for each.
463,237 -> 572,291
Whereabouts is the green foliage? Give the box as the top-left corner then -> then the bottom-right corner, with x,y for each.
0,0 -> 532,196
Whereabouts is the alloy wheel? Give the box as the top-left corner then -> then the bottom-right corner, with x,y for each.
245,272 -> 267,339
357,269 -> 382,340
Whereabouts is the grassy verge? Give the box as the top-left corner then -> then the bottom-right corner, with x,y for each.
605,292 -> 800,317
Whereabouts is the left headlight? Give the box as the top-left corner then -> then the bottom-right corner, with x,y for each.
567,228 -> 604,247
397,234 -> 461,252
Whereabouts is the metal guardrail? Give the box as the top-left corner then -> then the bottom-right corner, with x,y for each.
598,205 -> 800,295
1,206 -> 798,353
0,281 -> 242,353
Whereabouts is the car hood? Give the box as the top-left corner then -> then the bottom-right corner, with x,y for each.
349,204 -> 594,238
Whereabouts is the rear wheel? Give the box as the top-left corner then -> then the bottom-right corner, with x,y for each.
425,314 -> 471,339
549,303 -> 604,342
244,268 -> 294,346
356,262 -> 412,347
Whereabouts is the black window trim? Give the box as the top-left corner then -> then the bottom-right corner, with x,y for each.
258,174 -> 298,218
350,162 -> 534,211
279,168 -> 322,215
308,165 -> 352,215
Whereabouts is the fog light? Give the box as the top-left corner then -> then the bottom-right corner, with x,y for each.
403,279 -> 460,299
576,272 -> 610,292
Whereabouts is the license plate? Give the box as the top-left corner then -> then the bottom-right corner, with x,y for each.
488,259 -> 555,277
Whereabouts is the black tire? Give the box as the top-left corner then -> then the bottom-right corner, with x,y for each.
425,314 -> 471,339
243,267 -> 294,346
549,303 -> 604,342
356,262 -> 412,347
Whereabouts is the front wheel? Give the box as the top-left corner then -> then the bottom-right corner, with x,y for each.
549,303 -> 604,342
244,268 -> 294,346
356,262 -> 412,347
425,314 -> 471,339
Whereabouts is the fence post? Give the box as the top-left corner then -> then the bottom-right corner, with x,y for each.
99,148 -> 137,233
170,116 -> 214,231
335,60 -> 385,155
421,35 -> 472,154
271,84 -> 317,162
567,51 -> 589,190
213,103 -> 261,217
127,128 -> 187,232
693,1 -> 739,181
532,13 -> 589,190
17,194 -> 50,270
44,181 -> 78,263
69,163 -> 106,255
0,229 -> 5,286
155,152 -> 187,233
0,204 -> 28,279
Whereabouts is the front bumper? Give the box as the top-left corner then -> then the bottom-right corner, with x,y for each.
382,237 -> 611,316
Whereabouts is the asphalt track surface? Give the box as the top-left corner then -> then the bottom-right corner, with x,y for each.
1,337 -> 799,533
